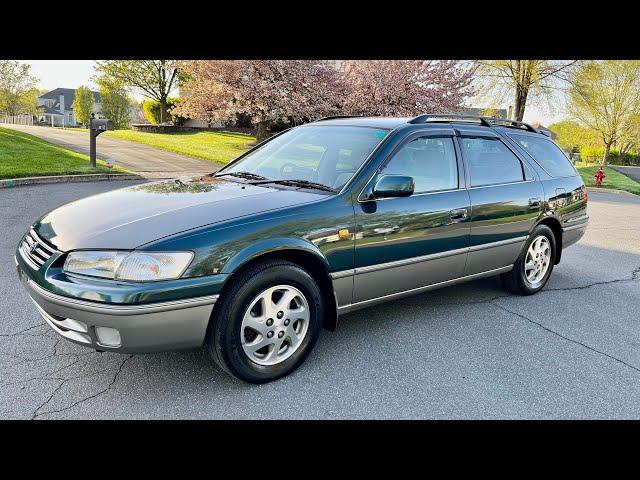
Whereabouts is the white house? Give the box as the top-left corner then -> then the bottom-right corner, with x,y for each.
37,88 -> 102,127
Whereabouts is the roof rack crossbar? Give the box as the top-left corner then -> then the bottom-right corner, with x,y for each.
481,117 -> 538,133
409,114 -> 493,127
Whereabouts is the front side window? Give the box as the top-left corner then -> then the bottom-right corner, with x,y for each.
509,134 -> 577,178
220,126 -> 389,191
460,137 -> 524,187
381,136 -> 458,193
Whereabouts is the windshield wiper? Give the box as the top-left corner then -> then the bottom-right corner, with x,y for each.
248,178 -> 337,193
214,171 -> 267,181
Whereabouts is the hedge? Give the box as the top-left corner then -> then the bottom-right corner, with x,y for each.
576,146 -> 640,166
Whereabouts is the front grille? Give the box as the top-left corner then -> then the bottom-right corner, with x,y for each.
18,228 -> 58,269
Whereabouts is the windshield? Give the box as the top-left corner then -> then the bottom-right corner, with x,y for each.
218,125 -> 389,191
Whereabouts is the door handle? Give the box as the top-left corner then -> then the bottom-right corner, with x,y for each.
449,208 -> 468,222
528,197 -> 541,208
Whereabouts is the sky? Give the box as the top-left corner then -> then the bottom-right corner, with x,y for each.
24,60 -> 566,126
27,60 -> 99,92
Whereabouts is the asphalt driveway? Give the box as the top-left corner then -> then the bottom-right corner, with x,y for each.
1,124 -> 218,178
611,166 -> 640,183
1,181 -> 639,419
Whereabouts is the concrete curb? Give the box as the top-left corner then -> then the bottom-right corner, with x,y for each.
0,173 -> 144,189
586,186 -> 638,196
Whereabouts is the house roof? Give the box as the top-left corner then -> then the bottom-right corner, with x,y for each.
39,88 -> 101,109
38,105 -> 64,115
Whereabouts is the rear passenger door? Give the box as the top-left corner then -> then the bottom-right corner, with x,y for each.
457,132 -> 544,275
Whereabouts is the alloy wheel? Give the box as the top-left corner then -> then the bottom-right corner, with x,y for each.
524,235 -> 551,287
240,285 -> 310,366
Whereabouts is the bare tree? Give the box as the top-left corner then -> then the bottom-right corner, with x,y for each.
474,60 -> 578,121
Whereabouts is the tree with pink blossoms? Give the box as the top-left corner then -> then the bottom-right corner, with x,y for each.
174,60 -> 475,139
174,60 -> 346,139
340,60 -> 474,117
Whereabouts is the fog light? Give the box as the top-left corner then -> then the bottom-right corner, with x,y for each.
95,327 -> 122,347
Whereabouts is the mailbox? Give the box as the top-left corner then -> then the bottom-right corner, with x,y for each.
88,114 -> 115,167
91,118 -> 115,132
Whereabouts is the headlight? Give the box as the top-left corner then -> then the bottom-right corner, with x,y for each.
63,251 -> 194,282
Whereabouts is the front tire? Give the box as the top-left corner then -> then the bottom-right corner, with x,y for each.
502,224 -> 556,295
205,260 -> 324,383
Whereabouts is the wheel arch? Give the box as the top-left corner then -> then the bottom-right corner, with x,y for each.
219,240 -> 338,331
534,216 -> 563,264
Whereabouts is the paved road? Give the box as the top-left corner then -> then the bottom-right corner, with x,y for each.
1,182 -> 640,419
1,124 -> 219,178
611,165 -> 640,183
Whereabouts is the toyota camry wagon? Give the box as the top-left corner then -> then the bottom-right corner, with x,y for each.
16,114 -> 589,383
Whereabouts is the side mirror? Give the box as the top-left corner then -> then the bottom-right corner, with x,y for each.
372,175 -> 415,198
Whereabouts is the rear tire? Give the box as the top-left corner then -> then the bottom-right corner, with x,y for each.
205,259 -> 324,383
502,224 -> 556,295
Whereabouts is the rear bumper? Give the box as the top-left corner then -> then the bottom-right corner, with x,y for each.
17,260 -> 218,353
562,219 -> 589,249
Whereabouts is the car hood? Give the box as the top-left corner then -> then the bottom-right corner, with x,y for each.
33,176 -> 325,251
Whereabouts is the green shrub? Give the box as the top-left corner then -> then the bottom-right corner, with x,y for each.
142,100 -> 165,124
578,145 -> 640,165
142,97 -> 183,125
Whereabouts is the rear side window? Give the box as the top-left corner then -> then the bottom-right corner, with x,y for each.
510,134 -> 577,178
459,137 -> 524,187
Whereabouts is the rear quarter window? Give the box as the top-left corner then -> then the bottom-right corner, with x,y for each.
459,137 -> 524,187
509,134 -> 577,178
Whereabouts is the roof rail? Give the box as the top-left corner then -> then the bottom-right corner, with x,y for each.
408,113 -> 542,134
481,117 -> 539,133
408,114 -> 494,127
315,115 -> 362,122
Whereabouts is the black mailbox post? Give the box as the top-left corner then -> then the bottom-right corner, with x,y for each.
89,113 -> 115,167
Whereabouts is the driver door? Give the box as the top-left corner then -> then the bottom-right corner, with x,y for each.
353,131 -> 471,303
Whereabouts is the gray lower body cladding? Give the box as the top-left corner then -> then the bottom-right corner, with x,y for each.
18,263 -> 218,353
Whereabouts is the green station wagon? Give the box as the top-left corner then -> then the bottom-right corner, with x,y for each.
16,114 -> 589,383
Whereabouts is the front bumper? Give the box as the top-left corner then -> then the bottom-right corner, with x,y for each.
17,260 -> 218,353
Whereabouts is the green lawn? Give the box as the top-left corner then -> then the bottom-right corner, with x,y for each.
106,130 -> 255,164
66,128 -> 254,165
576,164 -> 640,195
0,127 -> 127,179
59,127 -> 256,164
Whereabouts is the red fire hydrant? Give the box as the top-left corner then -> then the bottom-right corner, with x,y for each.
594,166 -> 606,187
